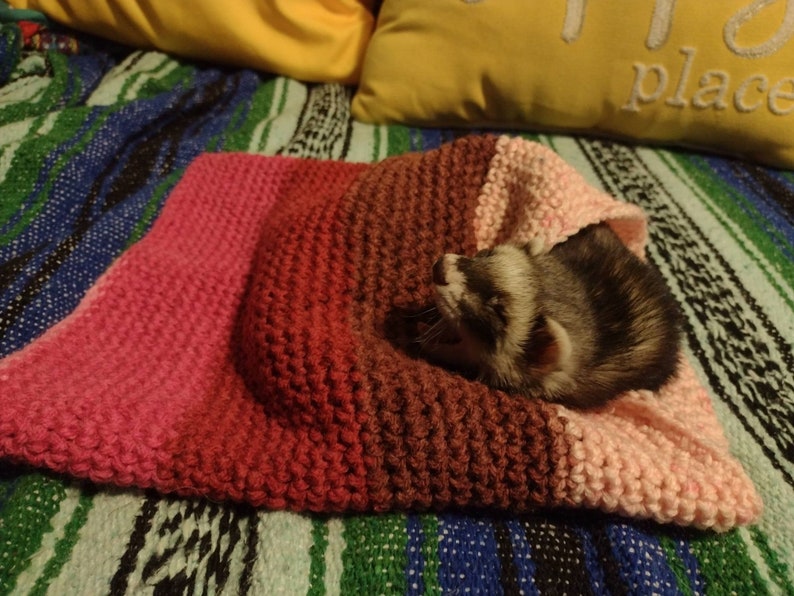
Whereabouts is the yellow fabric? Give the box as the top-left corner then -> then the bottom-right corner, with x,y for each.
9,0 -> 375,84
352,1 -> 794,167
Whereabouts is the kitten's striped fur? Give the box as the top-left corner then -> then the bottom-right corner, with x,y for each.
422,224 -> 681,408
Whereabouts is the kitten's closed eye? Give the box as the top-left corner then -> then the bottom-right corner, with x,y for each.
486,297 -> 507,323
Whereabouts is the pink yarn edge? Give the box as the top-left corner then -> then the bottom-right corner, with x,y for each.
475,136 -> 647,255
475,136 -> 762,531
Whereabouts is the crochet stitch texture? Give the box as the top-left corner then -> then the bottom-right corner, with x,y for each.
0,135 -> 761,531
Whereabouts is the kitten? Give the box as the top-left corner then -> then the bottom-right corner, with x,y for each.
420,223 -> 681,408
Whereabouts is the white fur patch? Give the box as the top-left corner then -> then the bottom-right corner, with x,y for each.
435,255 -> 467,319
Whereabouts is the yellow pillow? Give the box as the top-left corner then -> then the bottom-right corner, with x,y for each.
352,1 -> 794,167
8,0 -> 375,84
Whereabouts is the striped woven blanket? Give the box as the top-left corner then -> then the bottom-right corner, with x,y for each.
1,21 -> 792,595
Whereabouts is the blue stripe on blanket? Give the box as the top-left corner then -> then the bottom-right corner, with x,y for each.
607,524 -> 682,595
704,157 -> 794,248
437,515 -> 503,594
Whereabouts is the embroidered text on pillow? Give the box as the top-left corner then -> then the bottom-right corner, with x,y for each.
562,0 -> 794,57
623,46 -> 794,116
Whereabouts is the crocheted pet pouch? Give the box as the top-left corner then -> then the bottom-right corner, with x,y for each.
0,135 -> 761,531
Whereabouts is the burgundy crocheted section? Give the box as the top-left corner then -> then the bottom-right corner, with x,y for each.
347,138 -> 561,511
237,135 -> 561,512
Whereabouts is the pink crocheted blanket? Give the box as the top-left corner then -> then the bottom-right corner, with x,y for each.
0,135 -> 761,531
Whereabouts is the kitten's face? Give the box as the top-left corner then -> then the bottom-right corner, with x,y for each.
430,244 -> 538,364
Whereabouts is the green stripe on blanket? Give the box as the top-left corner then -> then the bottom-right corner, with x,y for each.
0,475 -> 68,593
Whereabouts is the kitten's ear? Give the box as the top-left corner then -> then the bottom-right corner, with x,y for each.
528,316 -> 574,375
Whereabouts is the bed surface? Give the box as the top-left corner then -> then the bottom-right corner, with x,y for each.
1,20 -> 793,595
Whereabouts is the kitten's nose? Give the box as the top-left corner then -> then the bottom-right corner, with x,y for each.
432,258 -> 447,285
